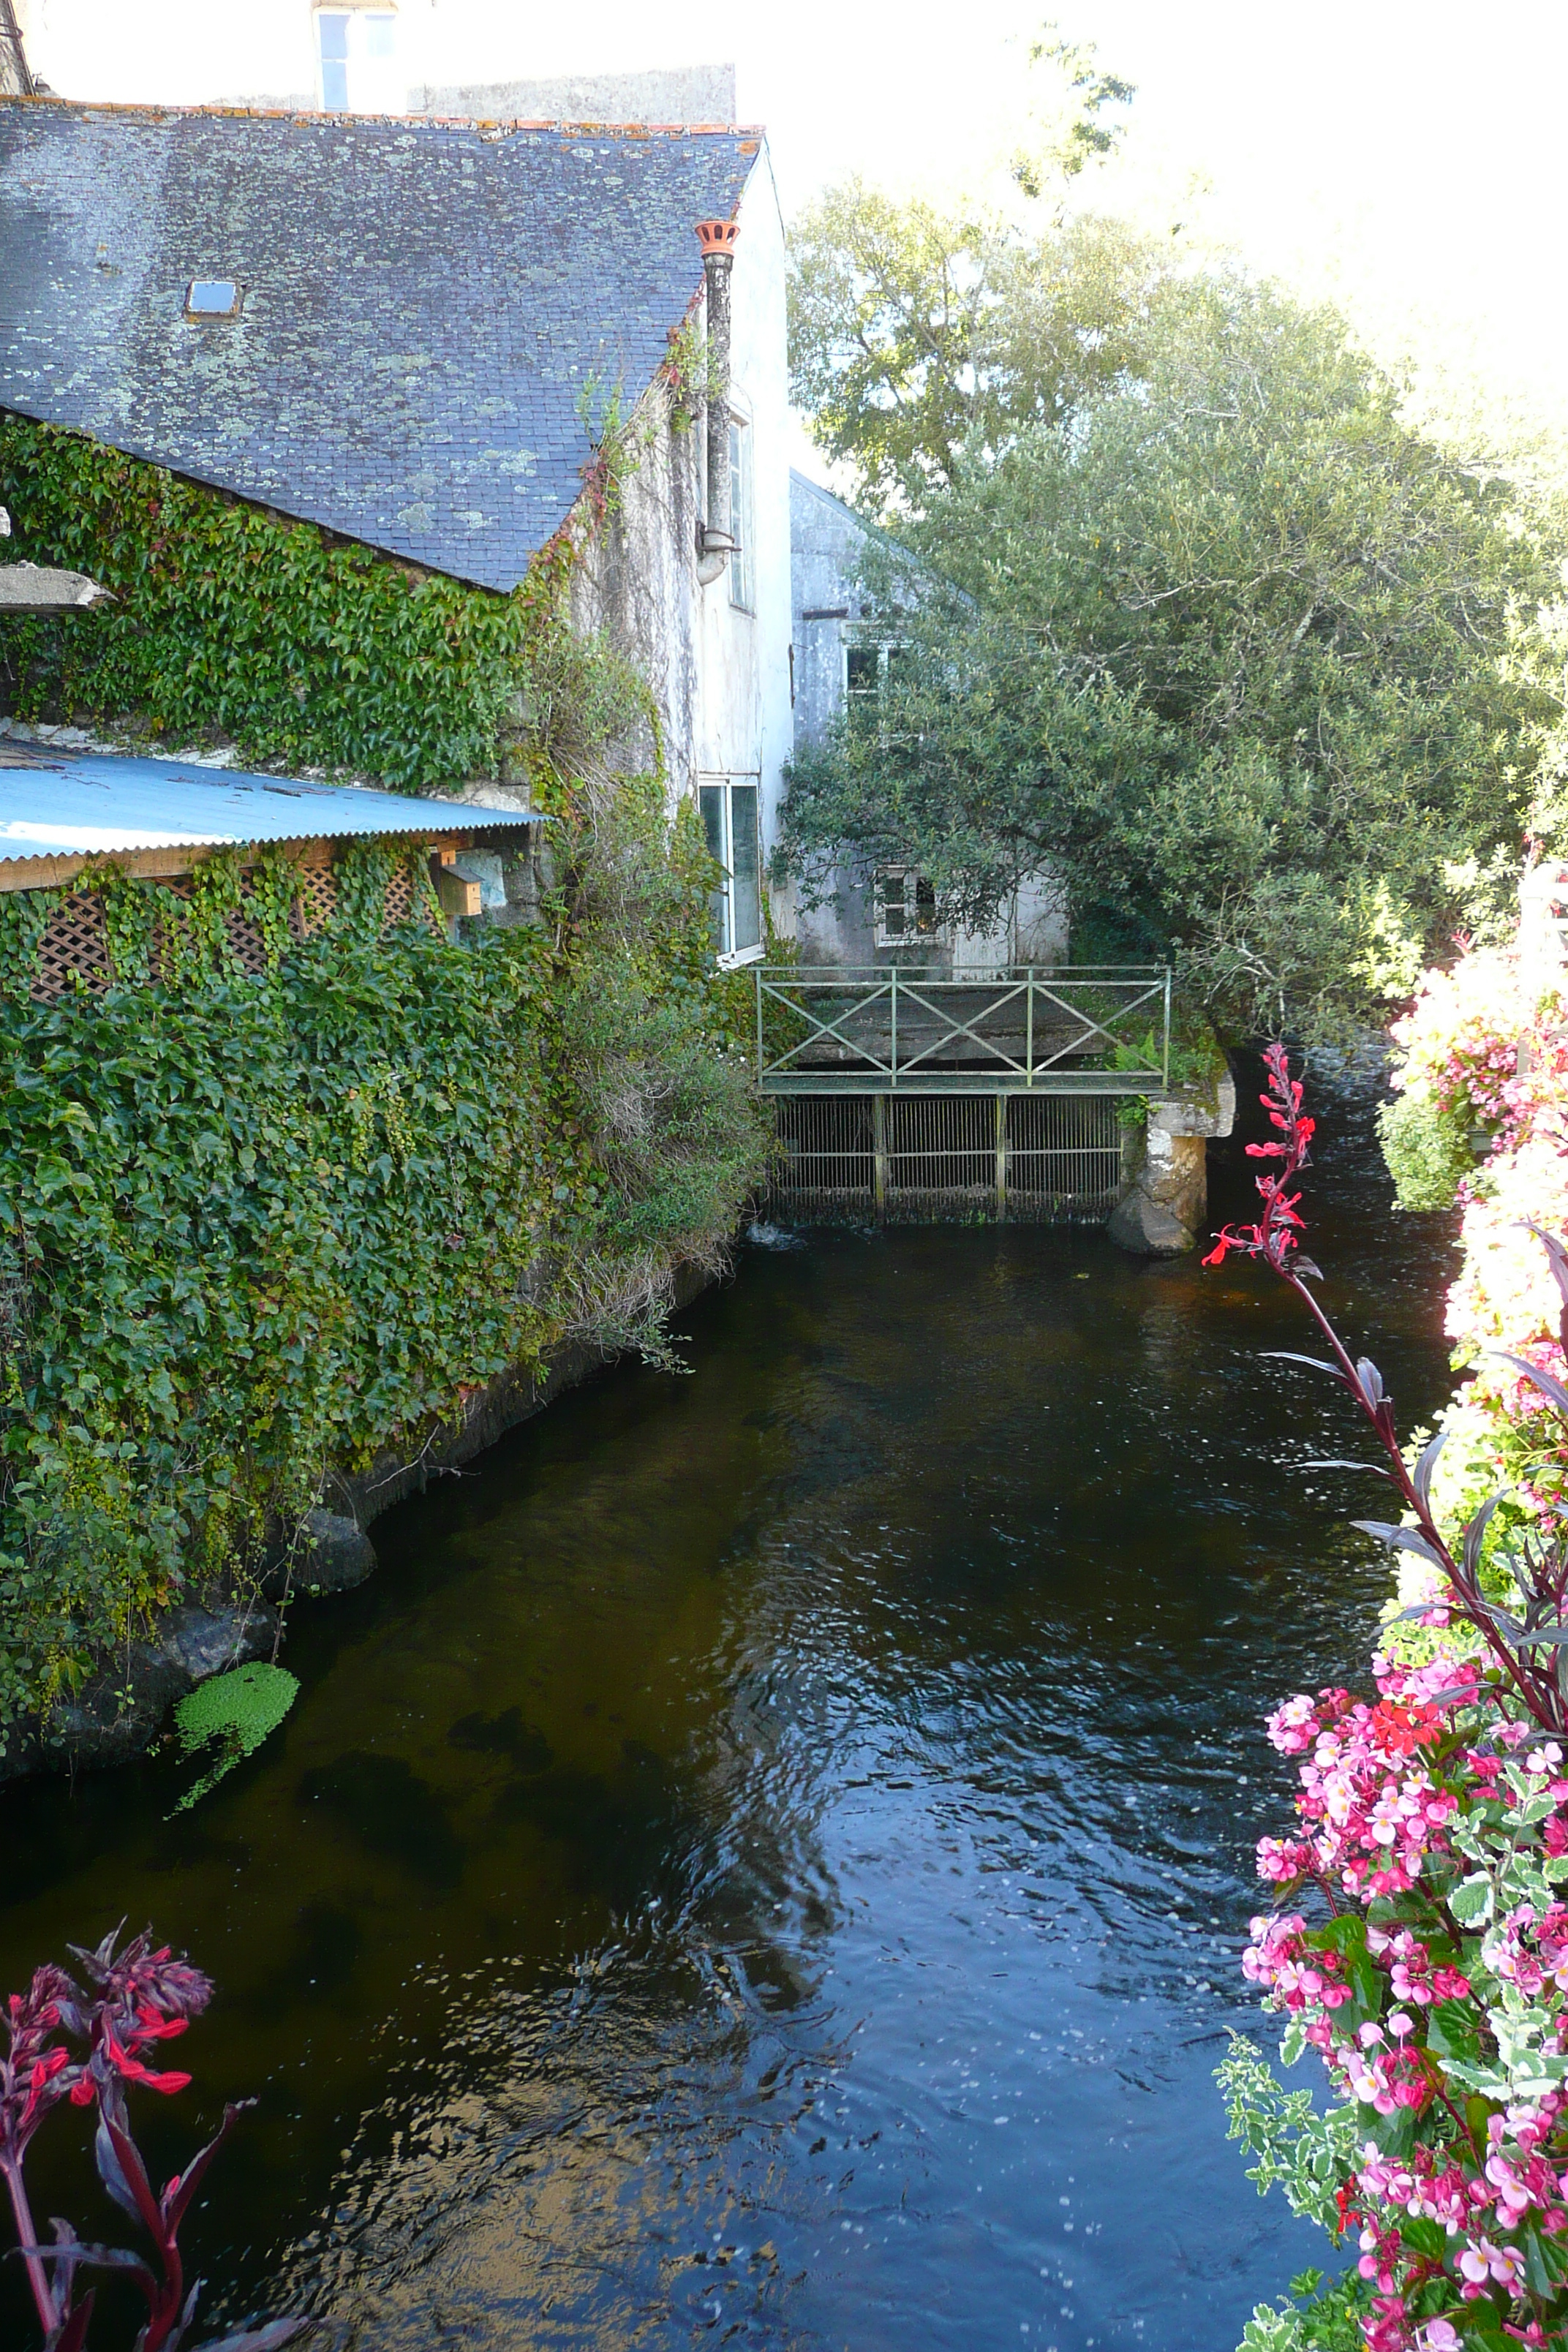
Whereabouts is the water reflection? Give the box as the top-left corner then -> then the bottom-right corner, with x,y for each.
0,1066 -> 1457,2350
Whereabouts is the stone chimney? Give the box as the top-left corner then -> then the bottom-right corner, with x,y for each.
695,218 -> 740,584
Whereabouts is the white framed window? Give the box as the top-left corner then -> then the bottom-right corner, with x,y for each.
843,641 -> 907,710
315,9 -> 401,113
873,865 -> 938,949
728,416 -> 754,614
700,780 -> 763,962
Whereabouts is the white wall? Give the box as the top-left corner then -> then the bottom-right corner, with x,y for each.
697,151 -> 792,937
13,1 -> 736,120
14,0 -> 429,108
564,149 -> 791,957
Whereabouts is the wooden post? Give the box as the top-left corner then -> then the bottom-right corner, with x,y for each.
872,1092 -> 887,1222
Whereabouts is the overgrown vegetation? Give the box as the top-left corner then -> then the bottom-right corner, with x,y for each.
780,275 -> 1561,1039
785,21 -> 1567,1041
0,406 -> 770,1745
0,800 -> 766,1741
0,418 -> 541,790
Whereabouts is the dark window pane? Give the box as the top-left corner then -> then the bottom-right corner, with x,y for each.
699,784 -> 729,953
728,421 -> 753,611
699,783 -> 725,867
845,648 -> 878,695
729,785 -> 761,953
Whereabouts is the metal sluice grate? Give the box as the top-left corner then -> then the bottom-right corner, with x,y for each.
769,1092 -> 1123,1224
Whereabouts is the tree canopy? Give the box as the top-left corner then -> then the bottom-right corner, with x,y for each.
788,197 -> 1179,509
779,274 -> 1563,1038
787,29 -> 1148,509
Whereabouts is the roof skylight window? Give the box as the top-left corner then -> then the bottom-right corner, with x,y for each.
185,281 -> 241,320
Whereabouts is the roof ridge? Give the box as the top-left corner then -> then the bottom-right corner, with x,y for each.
0,92 -> 764,137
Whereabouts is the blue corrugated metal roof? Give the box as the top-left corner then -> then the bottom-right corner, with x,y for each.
0,746 -> 535,861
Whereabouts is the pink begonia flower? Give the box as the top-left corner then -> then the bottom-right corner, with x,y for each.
1458,2236 -> 1526,2293
1255,1835 -> 1313,1883
1266,1693 -> 1319,1754
1416,2320 -> 1463,2351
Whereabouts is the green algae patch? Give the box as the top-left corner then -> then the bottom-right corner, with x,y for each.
170,1662 -> 299,1814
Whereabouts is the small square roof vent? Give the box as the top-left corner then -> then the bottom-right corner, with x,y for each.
185,279 -> 241,320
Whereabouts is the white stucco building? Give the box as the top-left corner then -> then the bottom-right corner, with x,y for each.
3,1 -> 738,123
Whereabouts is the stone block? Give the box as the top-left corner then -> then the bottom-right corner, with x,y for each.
265,1509 -> 377,1596
1107,1191 -> 1195,1256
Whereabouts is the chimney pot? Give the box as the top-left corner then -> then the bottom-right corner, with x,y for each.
695,219 -> 741,260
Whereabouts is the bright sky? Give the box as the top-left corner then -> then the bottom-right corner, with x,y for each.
24,0 -> 1568,453
745,0 -> 1568,445
407,0 -> 1568,465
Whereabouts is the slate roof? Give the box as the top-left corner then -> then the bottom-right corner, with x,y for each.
0,740 -> 538,862
0,100 -> 762,592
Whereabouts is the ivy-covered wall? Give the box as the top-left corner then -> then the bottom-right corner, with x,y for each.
0,800 -> 768,1741
0,412 -> 772,1747
0,414 -> 545,791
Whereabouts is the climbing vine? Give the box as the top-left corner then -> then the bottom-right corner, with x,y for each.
0,413 -> 612,791
0,393 -> 773,1746
0,790 -> 768,1741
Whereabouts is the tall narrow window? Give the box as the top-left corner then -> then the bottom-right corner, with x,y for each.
317,10 -> 349,108
728,418 -> 754,613
315,9 -> 400,112
699,780 -> 762,960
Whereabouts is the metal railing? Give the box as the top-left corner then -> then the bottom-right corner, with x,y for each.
753,965 -> 1171,1094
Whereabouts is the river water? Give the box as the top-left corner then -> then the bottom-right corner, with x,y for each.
0,1068 -> 1458,2352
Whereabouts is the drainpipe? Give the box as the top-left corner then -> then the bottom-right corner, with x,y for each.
694,218 -> 740,587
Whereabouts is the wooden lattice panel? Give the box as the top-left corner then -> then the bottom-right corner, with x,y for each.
33,892 -> 110,1000
23,850 -> 448,1000
293,865 -> 338,939
226,904 -> 271,976
382,863 -> 413,928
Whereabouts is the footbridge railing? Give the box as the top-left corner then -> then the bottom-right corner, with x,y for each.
752,965 -> 1171,1095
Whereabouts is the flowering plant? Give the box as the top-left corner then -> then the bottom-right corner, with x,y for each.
1,1926 -> 308,2352
1386,950 -> 1528,1139
1214,1051 -> 1568,2351
1380,940 -> 1568,1214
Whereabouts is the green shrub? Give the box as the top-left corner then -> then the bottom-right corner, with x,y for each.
0,813 -> 769,1738
1375,1087 -> 1477,1210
